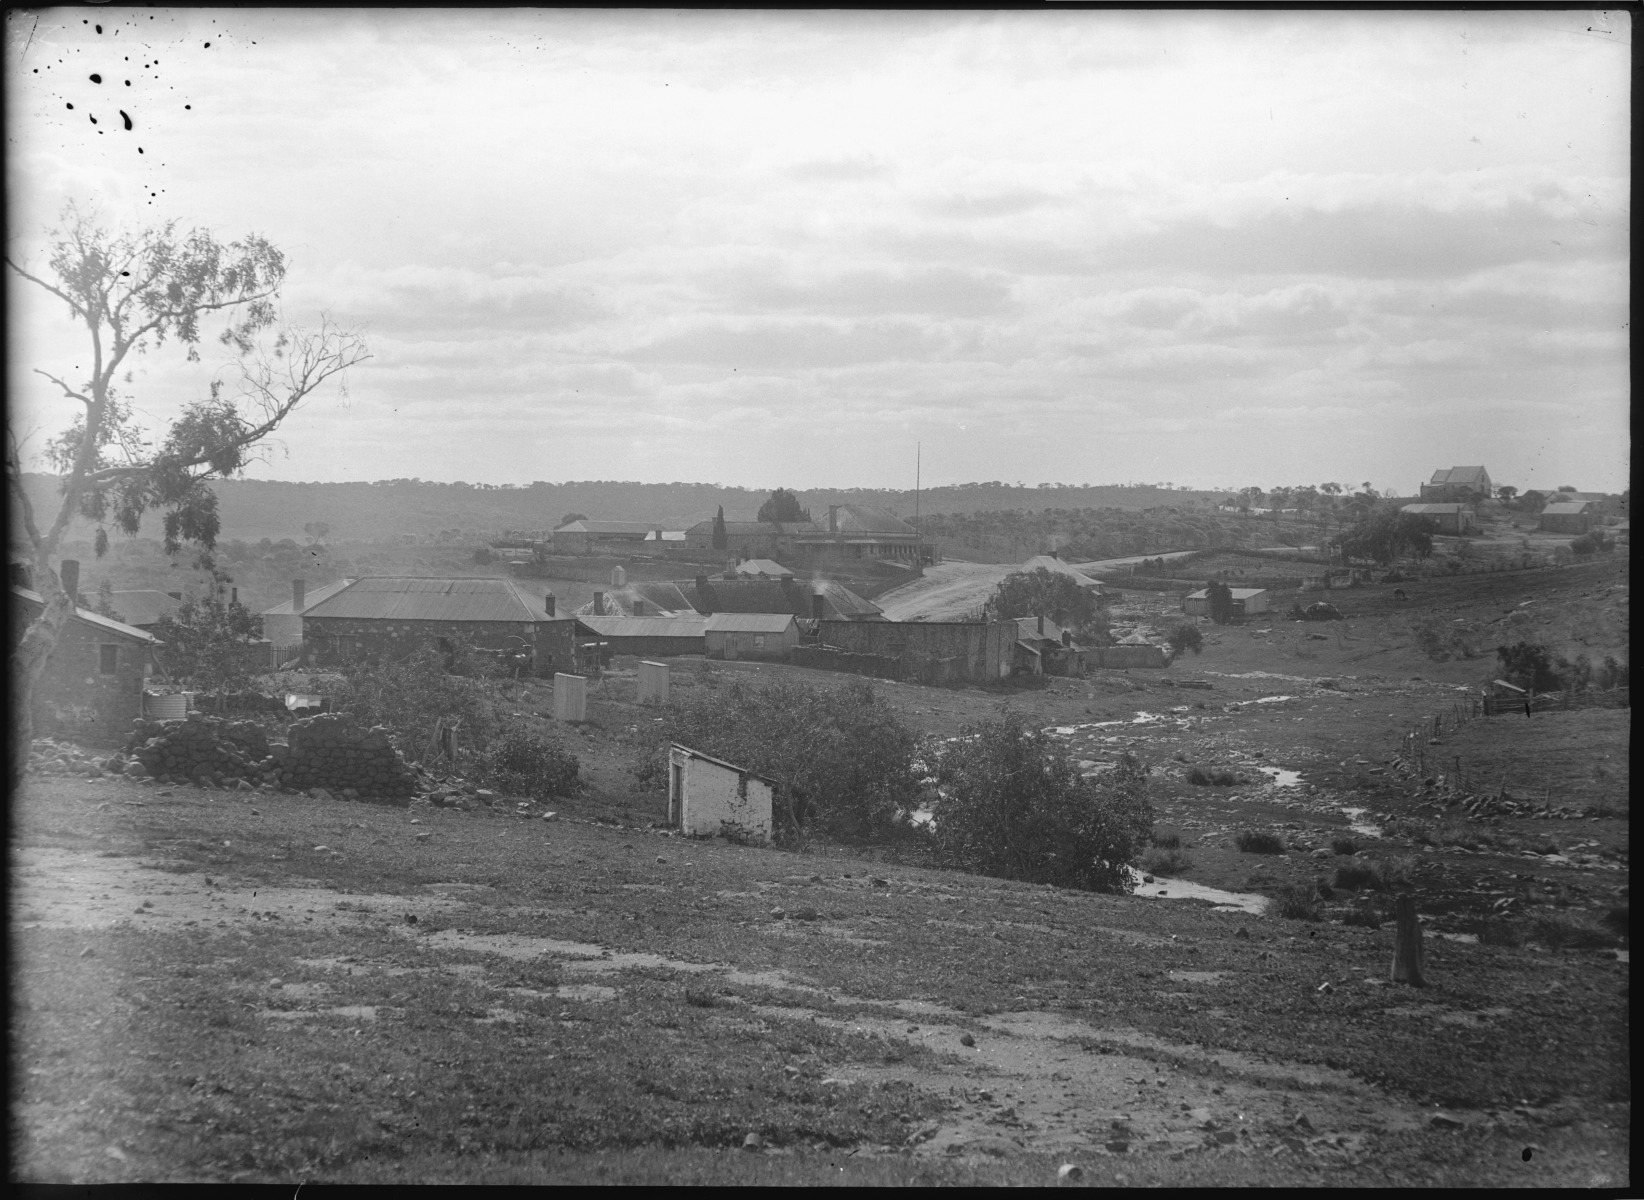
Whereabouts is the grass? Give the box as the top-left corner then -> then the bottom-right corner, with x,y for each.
1139,847 -> 1192,876
1148,828 -> 1182,849
1332,856 -> 1417,894
1330,837 -> 1359,856
1529,913 -> 1623,952
1272,883 -> 1320,921
1233,829 -> 1284,854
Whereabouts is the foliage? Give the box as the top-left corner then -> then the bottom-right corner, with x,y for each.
150,593 -> 265,694
474,727 -> 582,799
328,642 -> 510,761
560,512 -> 588,527
1188,765 -> 1242,786
1140,847 -> 1192,876
1411,615 -> 1481,662
926,715 -> 1152,892
1495,641 -> 1564,692
1273,882 -> 1320,920
1203,580 -> 1234,625
1495,485 -> 1518,505
1164,621 -> 1203,655
987,567 -> 1104,632
1333,506 -> 1436,566
1569,530 -> 1611,557
1517,489 -> 1548,513
1233,829 -> 1284,854
756,488 -> 811,524
302,521 -> 331,542
1149,828 -> 1182,849
91,577 -> 123,622
472,545 -> 496,565
635,677 -> 922,843
1330,837 -> 1359,856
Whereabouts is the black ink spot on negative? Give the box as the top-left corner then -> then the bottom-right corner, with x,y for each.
204,42 -> 211,49
90,73 -> 103,83
185,104 -> 191,110
1521,1148 -> 1532,1162
120,110 -> 133,130
89,115 -> 97,124
139,148 -> 144,154
66,102 -> 73,110
96,24 -> 103,34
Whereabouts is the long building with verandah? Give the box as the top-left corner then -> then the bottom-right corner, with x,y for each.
1183,587 -> 1270,617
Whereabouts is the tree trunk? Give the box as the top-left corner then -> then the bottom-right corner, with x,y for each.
1391,893 -> 1425,987
10,568 -> 76,786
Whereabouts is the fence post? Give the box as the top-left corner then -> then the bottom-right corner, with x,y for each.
1392,894 -> 1425,986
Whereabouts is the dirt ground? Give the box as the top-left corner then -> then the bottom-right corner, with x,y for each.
10,556 -> 1628,1186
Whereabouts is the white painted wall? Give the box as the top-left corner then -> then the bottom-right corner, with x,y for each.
669,745 -> 772,843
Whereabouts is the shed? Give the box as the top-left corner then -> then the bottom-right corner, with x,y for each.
1183,587 -> 1270,617
1420,466 -> 1493,503
1012,615 -> 1087,677
1537,502 -> 1596,535
11,583 -> 158,741
574,615 -> 706,657
261,578 -> 354,659
1400,503 -> 1476,535
668,743 -> 774,843
704,612 -> 799,661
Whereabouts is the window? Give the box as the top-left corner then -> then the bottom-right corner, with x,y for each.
99,644 -> 119,675
754,635 -> 765,650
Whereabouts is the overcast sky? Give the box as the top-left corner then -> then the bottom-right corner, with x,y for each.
6,9 -> 1631,495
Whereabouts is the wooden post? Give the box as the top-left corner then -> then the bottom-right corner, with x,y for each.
1392,894 -> 1425,986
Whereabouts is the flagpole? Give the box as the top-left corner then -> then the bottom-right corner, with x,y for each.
915,442 -> 921,567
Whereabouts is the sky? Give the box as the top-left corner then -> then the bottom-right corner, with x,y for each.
5,9 -> 1631,495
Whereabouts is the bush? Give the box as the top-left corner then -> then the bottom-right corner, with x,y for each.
1141,847 -> 1192,876
1164,622 -> 1203,656
632,677 -> 922,844
1530,913 -> 1617,951
1330,837 -> 1359,856
328,642 -> 509,761
475,727 -> 581,799
1149,828 -> 1182,849
1188,766 -> 1243,787
1333,862 -> 1376,891
1340,907 -> 1382,930
1473,919 -> 1523,948
1234,829 -> 1285,854
1273,883 -> 1320,920
928,715 -> 1152,892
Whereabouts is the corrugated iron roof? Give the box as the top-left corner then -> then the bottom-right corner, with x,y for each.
260,578 -> 354,616
302,577 -> 562,623
733,558 -> 795,577
1428,466 -> 1489,485
554,520 -> 666,536
705,612 -> 798,633
1186,588 -> 1268,600
11,585 -> 158,642
1539,502 -> 1593,516
1401,503 -> 1465,514
577,615 -> 707,639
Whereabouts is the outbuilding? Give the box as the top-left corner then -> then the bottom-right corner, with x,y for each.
1537,502 -> 1596,535
1399,503 -> 1477,535
575,615 -> 706,658
667,743 -> 774,843
1183,587 -> 1270,617
11,582 -> 158,742
704,612 -> 800,661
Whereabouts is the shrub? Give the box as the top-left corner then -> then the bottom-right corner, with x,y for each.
475,727 -> 581,799
1235,829 -> 1285,854
1341,907 -> 1381,930
328,642 -> 509,761
1141,847 -> 1192,876
1333,862 -> 1377,891
1338,855 -> 1418,893
1188,766 -> 1243,787
1530,913 -> 1617,951
1474,919 -> 1523,948
631,676 -> 922,844
1330,837 -> 1359,856
928,715 -> 1152,892
1164,622 -> 1203,656
1274,883 -> 1320,920
1149,828 -> 1182,849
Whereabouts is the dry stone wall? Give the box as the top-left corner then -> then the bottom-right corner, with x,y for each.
278,712 -> 417,798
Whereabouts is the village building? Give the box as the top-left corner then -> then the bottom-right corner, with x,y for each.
1018,554 -> 1106,595
549,519 -> 672,554
685,505 -> 939,566
575,614 -> 707,658
1399,503 -> 1478,535
298,577 -> 579,677
1419,466 -> 1493,504
667,744 -> 774,843
731,558 -> 795,579
261,579 -> 354,662
803,618 -> 1015,685
12,578 -> 159,742
1088,633 -> 1173,669
1012,615 -> 1087,676
105,589 -> 183,631
575,580 -> 698,618
683,518 -> 817,559
1183,587 -> 1271,618
689,574 -> 885,621
1537,502 -> 1597,535
704,612 -> 800,661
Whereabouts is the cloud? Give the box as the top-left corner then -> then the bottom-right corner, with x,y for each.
716,264 -> 1014,319
625,318 -> 951,368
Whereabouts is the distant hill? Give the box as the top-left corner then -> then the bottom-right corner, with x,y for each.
14,474 -> 1223,545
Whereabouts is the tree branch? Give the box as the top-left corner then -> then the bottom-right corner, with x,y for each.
5,257 -> 85,319
32,368 -> 95,408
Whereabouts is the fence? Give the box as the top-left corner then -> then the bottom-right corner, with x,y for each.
790,644 -> 905,682
1480,687 -> 1629,716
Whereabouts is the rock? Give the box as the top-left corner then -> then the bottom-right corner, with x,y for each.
1235,926 -> 1250,939
1293,1114 -> 1314,1131
1106,1139 -> 1130,1153
1317,982 -> 1334,994
656,856 -> 667,863
871,876 -> 889,887
1311,848 -> 1333,859
742,1132 -> 763,1151
415,831 -> 432,842
791,905 -> 820,921
1213,1130 -> 1238,1144
1057,1163 -> 1084,1184
1429,1113 -> 1463,1130
80,946 -> 95,958
959,1033 -> 976,1048
269,979 -> 283,989
123,761 -> 148,779
475,790 -> 496,805
237,780 -> 255,792
770,907 -> 787,920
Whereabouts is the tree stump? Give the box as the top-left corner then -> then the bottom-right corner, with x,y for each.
1391,893 -> 1425,987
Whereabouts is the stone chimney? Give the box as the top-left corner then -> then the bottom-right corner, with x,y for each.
828,505 -> 839,534
632,598 -> 645,616
1062,629 -> 1072,647
59,560 -> 79,605
292,579 -> 307,612
812,592 -> 826,620
593,591 -> 606,616
544,591 -> 556,618
1037,613 -> 1045,637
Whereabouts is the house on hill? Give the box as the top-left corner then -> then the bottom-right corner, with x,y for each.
575,614 -> 707,658
704,612 -> 800,661
11,581 -> 158,741
683,518 -> 817,559
1400,503 -> 1477,535
689,574 -> 885,621
1012,615 -> 1087,676
261,579 -> 354,663
549,519 -> 671,554
1183,587 -> 1271,617
1537,502 -> 1597,535
298,577 -> 579,677
791,505 -> 930,565
1420,466 -> 1493,504
1089,632 -> 1173,669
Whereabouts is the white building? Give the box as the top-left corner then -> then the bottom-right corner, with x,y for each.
668,744 -> 774,843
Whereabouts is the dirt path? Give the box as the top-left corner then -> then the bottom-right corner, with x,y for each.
877,561 -> 1020,621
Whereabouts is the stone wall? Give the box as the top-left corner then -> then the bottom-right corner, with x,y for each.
125,713 -> 277,786
278,712 -> 418,798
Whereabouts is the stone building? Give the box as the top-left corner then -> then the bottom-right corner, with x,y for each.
11,580 -> 158,743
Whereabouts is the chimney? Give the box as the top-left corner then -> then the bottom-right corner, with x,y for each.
695,574 -> 708,592
1062,629 -> 1072,647
230,587 -> 238,606
58,560 -> 79,605
1037,613 -> 1045,637
292,579 -> 307,612
593,591 -> 606,616
828,505 -> 839,534
611,564 -> 626,587
544,591 -> 556,618
812,592 -> 825,621
632,598 -> 645,616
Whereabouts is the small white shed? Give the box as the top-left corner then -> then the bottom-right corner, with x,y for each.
668,744 -> 774,843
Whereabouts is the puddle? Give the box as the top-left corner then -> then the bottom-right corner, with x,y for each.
1124,867 -> 1269,915
1340,808 -> 1383,838
1433,932 -> 1479,944
1166,970 -> 1227,984
1252,695 -> 1295,704
1256,766 -> 1303,788
261,1005 -> 379,1021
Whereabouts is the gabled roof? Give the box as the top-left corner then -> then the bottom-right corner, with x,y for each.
733,558 -> 795,578
576,615 -> 707,639
690,576 -> 882,620
553,519 -> 666,536
108,589 -> 182,627
1428,466 -> 1490,486
301,577 -> 564,623
1186,587 -> 1269,600
261,578 -> 354,617
1401,503 -> 1466,515
684,519 -> 822,537
574,580 -> 697,618
1013,616 -> 1078,646
1540,502 -> 1594,516
705,612 -> 798,634
827,505 -> 915,536
1019,555 -> 1104,590
10,584 -> 158,643
1555,491 -> 1608,504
